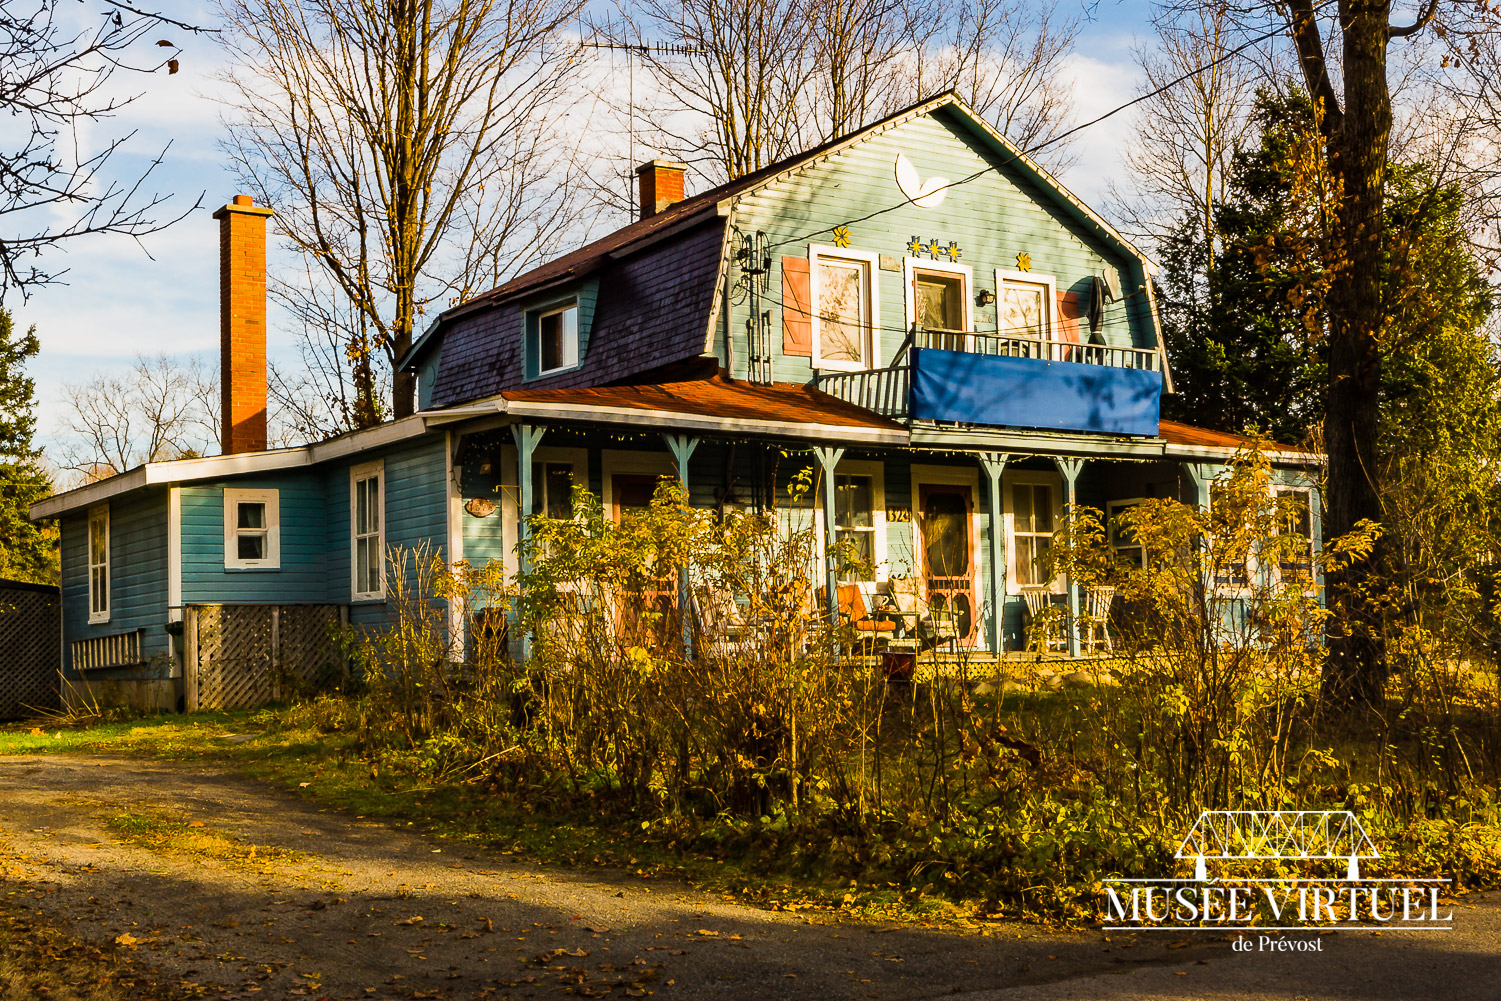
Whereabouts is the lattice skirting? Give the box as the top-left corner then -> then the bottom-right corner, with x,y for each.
185,604 -> 346,710
0,583 -> 61,718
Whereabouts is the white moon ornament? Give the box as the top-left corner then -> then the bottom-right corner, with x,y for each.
895,153 -> 949,209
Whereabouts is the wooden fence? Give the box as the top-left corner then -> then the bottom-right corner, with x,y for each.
184,604 -> 346,710
0,578 -> 60,719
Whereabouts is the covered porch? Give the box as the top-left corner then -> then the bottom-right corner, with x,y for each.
428,375 -> 1306,662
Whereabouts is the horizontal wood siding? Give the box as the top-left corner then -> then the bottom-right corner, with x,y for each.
729,108 -> 1147,384
342,436 -> 450,627
181,473 -> 331,605
60,489 -> 171,677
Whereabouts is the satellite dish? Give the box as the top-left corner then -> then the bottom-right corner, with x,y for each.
895,153 -> 948,209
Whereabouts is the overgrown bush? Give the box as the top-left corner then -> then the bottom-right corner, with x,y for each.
285,448 -> 1501,921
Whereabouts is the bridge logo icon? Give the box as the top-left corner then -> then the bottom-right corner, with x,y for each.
1176,810 -> 1379,882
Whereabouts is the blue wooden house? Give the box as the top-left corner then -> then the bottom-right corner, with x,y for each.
32,94 -> 1321,709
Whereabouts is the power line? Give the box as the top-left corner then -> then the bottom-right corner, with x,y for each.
763,11 -> 1318,255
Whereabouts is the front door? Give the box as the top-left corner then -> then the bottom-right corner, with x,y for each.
917,483 -> 977,641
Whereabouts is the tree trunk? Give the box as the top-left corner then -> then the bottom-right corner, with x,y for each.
1319,3 -> 1393,709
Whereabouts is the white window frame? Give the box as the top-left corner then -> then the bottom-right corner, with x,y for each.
1273,485 -> 1317,592
87,503 -> 110,624
1207,477 -> 1254,595
601,450 -> 677,521
1106,497 -> 1147,569
535,301 -> 580,378
812,459 -> 889,582
350,459 -> 386,601
905,256 -> 974,351
809,244 -> 881,372
995,269 -> 1059,343
1003,469 -> 1065,595
223,488 -> 281,570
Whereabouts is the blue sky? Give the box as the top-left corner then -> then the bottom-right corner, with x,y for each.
11,0 -> 1159,453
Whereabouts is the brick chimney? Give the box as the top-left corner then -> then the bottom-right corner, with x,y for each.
635,159 -> 687,220
213,194 -> 273,454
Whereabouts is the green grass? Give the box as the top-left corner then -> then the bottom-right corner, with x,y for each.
0,711 -> 984,927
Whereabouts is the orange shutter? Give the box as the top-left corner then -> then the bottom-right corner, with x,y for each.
782,256 -> 812,356
1056,291 -> 1082,344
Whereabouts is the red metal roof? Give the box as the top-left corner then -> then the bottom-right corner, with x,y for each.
1158,419 -> 1316,454
502,373 -> 905,431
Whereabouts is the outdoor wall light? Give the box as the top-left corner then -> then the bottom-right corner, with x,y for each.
975,288 -> 996,307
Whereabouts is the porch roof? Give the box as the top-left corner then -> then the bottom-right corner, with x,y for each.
425,373 -> 908,445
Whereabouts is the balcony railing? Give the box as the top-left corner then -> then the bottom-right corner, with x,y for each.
815,325 -> 1164,433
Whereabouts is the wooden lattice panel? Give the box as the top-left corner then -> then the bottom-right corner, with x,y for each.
0,582 -> 61,718
188,604 -> 344,710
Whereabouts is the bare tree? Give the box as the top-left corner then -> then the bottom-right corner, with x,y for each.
0,1 -> 207,299
621,0 -> 814,182
218,0 -> 593,420
268,262 -> 391,442
622,0 -> 1078,186
895,0 -> 1079,158
1108,5 -> 1265,255
59,353 -> 219,480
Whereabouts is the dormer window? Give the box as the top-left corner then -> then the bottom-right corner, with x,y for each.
535,302 -> 579,377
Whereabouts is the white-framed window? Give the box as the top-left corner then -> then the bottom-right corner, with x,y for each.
536,301 -> 579,376
1004,471 -> 1064,594
531,461 -> 577,519
906,257 -> 974,352
1275,486 -> 1316,588
1107,498 -> 1146,568
351,460 -> 385,600
810,244 -> 880,371
1208,480 -> 1253,591
995,269 -> 1058,341
602,450 -> 676,521
223,488 -> 280,570
87,503 -> 110,623
812,460 -> 890,582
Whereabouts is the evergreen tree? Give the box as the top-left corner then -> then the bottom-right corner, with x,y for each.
0,310 -> 57,583
1158,89 -> 1326,444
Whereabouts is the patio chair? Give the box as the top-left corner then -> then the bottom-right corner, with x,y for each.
1022,588 -> 1066,654
1083,585 -> 1116,654
836,584 -> 898,651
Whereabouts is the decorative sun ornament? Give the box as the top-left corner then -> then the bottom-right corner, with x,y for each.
1016,251 -> 1032,272
832,225 -> 851,248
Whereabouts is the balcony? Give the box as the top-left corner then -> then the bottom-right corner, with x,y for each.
816,328 -> 1163,437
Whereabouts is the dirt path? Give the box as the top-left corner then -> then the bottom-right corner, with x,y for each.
0,755 -> 1494,1001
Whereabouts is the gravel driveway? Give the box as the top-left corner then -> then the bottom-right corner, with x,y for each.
0,755 -> 1493,1001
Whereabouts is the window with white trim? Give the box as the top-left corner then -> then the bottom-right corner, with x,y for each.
531,461 -> 575,519
1209,481 -> 1252,590
1010,481 -> 1056,589
834,473 -> 877,581
536,302 -> 579,376
1275,487 -> 1316,586
88,504 -> 109,623
224,488 -> 280,569
811,245 -> 879,371
351,461 -> 385,600
1107,498 -> 1146,568
995,269 -> 1058,344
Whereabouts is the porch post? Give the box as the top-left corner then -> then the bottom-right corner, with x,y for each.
979,453 -> 1010,656
1053,457 -> 1086,658
511,423 -> 546,660
663,433 -> 700,657
812,445 -> 846,629
1181,462 -> 1212,508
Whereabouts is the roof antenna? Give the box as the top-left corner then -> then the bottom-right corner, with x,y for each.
582,20 -> 705,216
